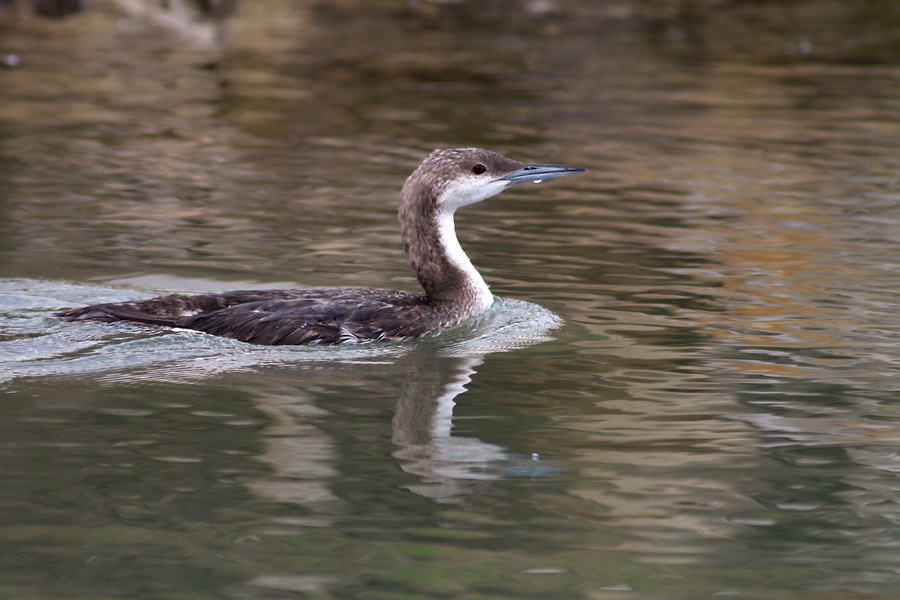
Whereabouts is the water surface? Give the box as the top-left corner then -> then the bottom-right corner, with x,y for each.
3,1 -> 900,598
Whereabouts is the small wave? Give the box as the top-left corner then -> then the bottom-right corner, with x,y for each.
0,278 -> 562,385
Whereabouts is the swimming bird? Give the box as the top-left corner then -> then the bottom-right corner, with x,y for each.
58,148 -> 585,345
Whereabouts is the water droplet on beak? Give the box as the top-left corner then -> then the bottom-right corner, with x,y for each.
533,179 -> 543,184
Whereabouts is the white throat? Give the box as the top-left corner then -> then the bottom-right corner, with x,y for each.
435,207 -> 493,314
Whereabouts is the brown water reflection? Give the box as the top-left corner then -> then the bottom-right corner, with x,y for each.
4,0 -> 900,598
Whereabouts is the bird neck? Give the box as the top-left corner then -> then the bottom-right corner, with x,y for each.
399,188 -> 493,316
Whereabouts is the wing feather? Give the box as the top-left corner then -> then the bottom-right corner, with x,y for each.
58,288 -> 454,345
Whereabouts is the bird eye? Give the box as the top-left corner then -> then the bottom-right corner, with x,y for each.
472,164 -> 486,175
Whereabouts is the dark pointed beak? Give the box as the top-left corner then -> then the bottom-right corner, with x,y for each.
499,163 -> 586,186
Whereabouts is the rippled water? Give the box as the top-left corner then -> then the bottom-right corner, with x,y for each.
4,1 -> 900,598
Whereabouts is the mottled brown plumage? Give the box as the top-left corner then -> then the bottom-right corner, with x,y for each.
58,148 -> 584,345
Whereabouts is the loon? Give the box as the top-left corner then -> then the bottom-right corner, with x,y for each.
58,148 -> 585,345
